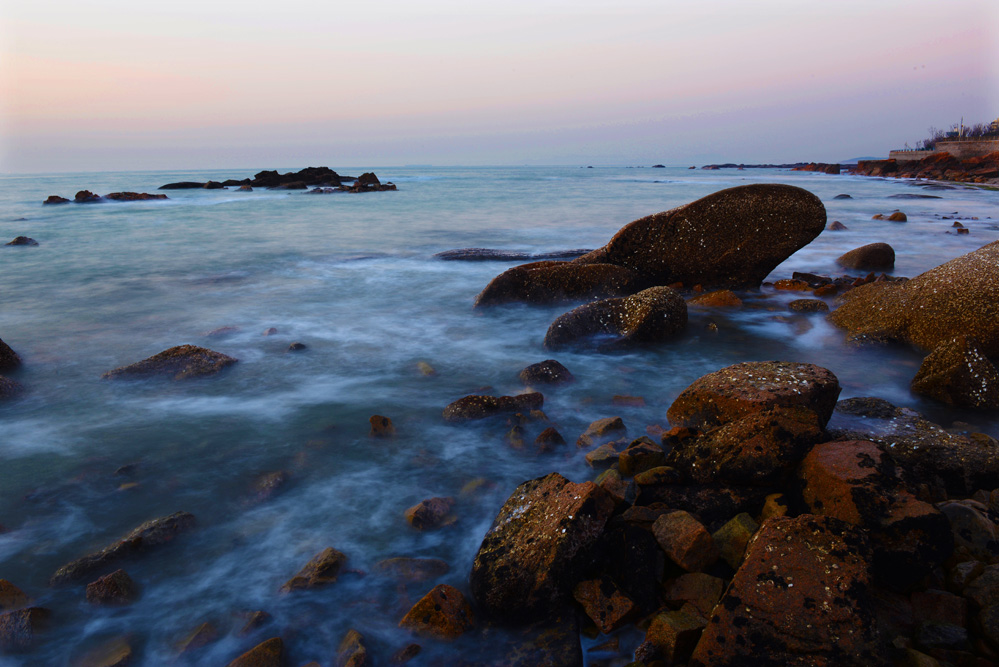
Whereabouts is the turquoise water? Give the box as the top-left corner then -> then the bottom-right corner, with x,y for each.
1,166 -> 997,664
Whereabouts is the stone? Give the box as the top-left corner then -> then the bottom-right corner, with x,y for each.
911,336 -> 999,409
788,298 -> 829,312
917,623 -> 970,651
369,415 -> 396,437
373,557 -> 450,583
689,515 -> 885,666
595,469 -> 630,507
86,569 -> 138,605
938,501 -> 999,562
573,183 -> 826,289
5,237 -> 38,246
102,345 -> 237,380
618,437 -> 666,477
0,607 -> 49,653
889,211 -> 908,222
158,181 -> 205,189
712,513 -> 760,569
980,604 -> 999,652
104,192 -> 168,201
576,417 -> 626,448
73,636 -> 133,667
237,185 -> 253,191
761,493 -> 790,521
75,190 -> 102,203
287,342 -> 306,351
442,392 -> 543,422
404,497 -> 455,530
177,621 -> 220,655
390,643 -> 421,664
663,573 -> 725,617
828,220 -> 849,230
594,523 -> 663,613
652,510 -> 718,572
830,240 -> 999,356
667,361 -> 841,430
645,609 -> 706,663
488,610 -> 582,666
836,242 -> 896,271
474,261 -> 647,307
225,637 -> 283,667
572,577 -> 637,634
0,338 -> 21,373
250,471 -> 289,503
238,611 -> 271,636
334,629 -> 368,667
636,483 -> 771,528
0,376 -> 20,400
910,589 -> 968,628
584,442 -> 622,469
280,547 -> 347,592
964,564 -> 999,608
399,584 -> 474,639
469,472 -> 615,623
51,511 -> 196,585
0,581 -> 29,612
665,406 -> 824,486
544,285 -> 687,349
534,427 -> 567,452
518,359 -> 575,386
687,289 -> 742,308
43,195 -> 70,204
772,278 -> 811,291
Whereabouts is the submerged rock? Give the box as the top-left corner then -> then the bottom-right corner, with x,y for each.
373,557 -> 450,583
0,607 -> 50,653
836,242 -> 896,271
404,497 -> 455,530
543,285 -> 687,349
518,359 -> 574,386
442,392 -> 543,422
5,237 -> 38,246
225,637 -> 283,667
102,345 -> 237,380
334,629 -> 368,667
280,547 -> 347,593
474,261 -> 647,307
399,584 -> 474,639
0,376 -> 22,400
0,581 -> 29,612
433,248 -> 591,261
0,338 -> 21,372
104,192 -> 169,201
85,569 -> 138,606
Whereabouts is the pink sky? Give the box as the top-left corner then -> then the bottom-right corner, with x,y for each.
1,0 -> 996,172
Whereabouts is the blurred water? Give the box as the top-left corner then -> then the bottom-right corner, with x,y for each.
1,166 -> 997,665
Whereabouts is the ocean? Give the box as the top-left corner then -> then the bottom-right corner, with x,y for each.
1,165 -> 997,664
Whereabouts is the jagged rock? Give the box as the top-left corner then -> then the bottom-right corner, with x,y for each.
663,573 -> 725,617
518,359 -> 574,386
280,547 -> 346,592
75,190 -> 102,203
0,338 -> 21,372
104,192 -> 168,201
544,285 -> 687,349
474,261 -> 646,307
645,610 -> 706,664
51,511 -> 195,585
652,510 -> 718,572
534,427 -> 567,452
373,557 -> 450,583
5,237 -> 38,246
399,584 -> 474,639
911,336 -> 999,409
836,242 -> 896,271
572,577 -> 637,633
43,195 -> 70,204
830,240 -> 999,356
712,513 -> 760,569
85,569 -> 138,605
404,497 -> 455,530
442,392 -> 543,422
689,515 -> 885,666
618,438 -> 666,477
577,417 -> 626,448
225,637 -> 283,667
572,184 -> 825,289
469,472 -> 614,623
102,345 -> 237,380
334,629 -> 368,667
0,581 -> 29,612
667,361 -> 841,430
0,607 -> 49,653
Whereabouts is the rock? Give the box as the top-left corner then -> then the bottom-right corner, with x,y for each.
238,611 -> 271,636
937,501 -> 999,562
518,359 -> 575,386
251,471 -> 289,503
176,621 -> 220,655
390,643 -> 421,663
689,515 -> 885,666
0,338 -> 21,372
636,483 -> 770,528
51,511 -> 195,585
772,278 -> 811,291
788,298 -> 829,312
280,547 -> 346,592
203,181 -> 225,189
911,336 -> 999,409
474,261 -> 647,307
828,220 -> 849,230
75,190 -> 102,203
917,623 -> 970,651
442,392 -> 542,422
404,497 -> 455,530
964,564 -> 999,608
102,345 -> 237,380
85,569 -> 138,605
836,242 -> 896,271
5,237 -> 38,246
687,290 -> 742,308
617,437 -> 666,477
373,557 -> 450,583
469,472 -> 615,623
889,211 -> 908,222
0,607 -> 49,653
74,635 -> 133,667
287,342 -> 306,351
652,510 -> 718,572
645,609 -> 706,664
334,629 -> 368,667
667,361 -> 841,430
576,417 -> 626,448
0,581 -> 29,612
572,184 -> 826,289
353,172 -> 381,190
0,376 -> 22,399
369,415 -> 396,437
663,573 -> 725,617
399,584 -> 474,639
226,637 -> 283,667
911,589 -> 969,627
572,577 -> 637,634
158,181 -> 205,190
237,185 -> 253,192
416,361 -> 436,376
488,610 -> 583,666
43,195 -> 70,204
980,604 -> 999,651
544,285 -> 687,349
712,513 -> 760,569
665,406 -> 824,486
434,248 -> 592,262
831,240 -> 999,355
534,427 -> 567,452
104,192 -> 169,201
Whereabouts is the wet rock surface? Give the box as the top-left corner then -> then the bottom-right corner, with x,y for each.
910,335 -> 999,409
5,236 -> 39,246
518,359 -> 575,386
0,338 -> 21,372
442,392 -> 543,422
399,584 -> 474,639
280,547 -> 347,592
474,261 -> 647,306
836,242 -> 896,271
0,607 -> 50,653
433,247 -> 591,261
102,344 -> 237,380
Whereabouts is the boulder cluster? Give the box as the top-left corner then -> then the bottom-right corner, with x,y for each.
43,191 -> 167,204
157,167 -> 397,192
852,151 -> 999,184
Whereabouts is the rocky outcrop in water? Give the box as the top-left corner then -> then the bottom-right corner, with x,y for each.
791,162 -> 842,174
543,286 -> 687,349
156,167 -> 397,193
104,192 -> 169,201
102,345 -> 237,380
5,237 -> 38,246
836,242 -> 896,271
434,248 -> 592,261
0,338 -> 21,373
518,359 -> 575,386
475,262 -> 647,307
442,392 -> 543,422
853,151 -> 999,184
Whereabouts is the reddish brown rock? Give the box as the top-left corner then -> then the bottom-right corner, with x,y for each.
652,510 -> 718,572
534,426 -> 567,452
442,392 -> 543,422
689,515 -> 884,666
75,190 -> 102,203
51,511 -> 196,585
594,469 -> 630,507
86,569 -> 138,605
889,211 -> 908,222
0,581 -> 29,612
788,298 -> 829,312
773,278 -> 811,291
667,361 -> 841,430
584,441 -> 623,469
544,285 -> 687,349
572,577 -> 637,634
226,637 -> 283,667
250,470 -> 289,504
102,345 -> 237,380
687,290 -> 742,308
911,336 -> 999,409
518,359 -> 575,386
373,557 -> 450,583
369,415 -> 396,437
0,607 -> 50,653
645,609 -> 706,663
334,629 -> 368,667
399,584 -> 474,639
474,261 -> 647,307
177,621 -> 220,655
404,497 -> 455,530
663,573 -> 725,617
712,513 -> 760,569
469,472 -> 615,623
837,242 -> 896,271
280,547 -> 347,592
617,437 -> 666,477
576,417 -> 626,448
390,643 -> 421,664
0,338 -> 21,373
74,635 -> 133,667
636,483 -> 770,528
43,195 -> 70,204
828,220 -> 848,230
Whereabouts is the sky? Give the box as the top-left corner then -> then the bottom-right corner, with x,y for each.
1,0 -> 997,172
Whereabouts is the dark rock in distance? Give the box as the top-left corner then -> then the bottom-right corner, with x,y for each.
836,242 -> 895,271
474,261 -> 647,307
102,345 -> 237,381
43,195 -> 70,204
834,194 -> 853,199
518,360 -> 574,386
433,248 -> 592,261
104,192 -> 169,201
5,237 -> 39,246
74,190 -> 102,203
158,182 -> 205,190
0,338 -> 22,372
203,181 -> 225,190
543,285 -> 687,349
443,392 -> 543,422
827,220 -> 849,230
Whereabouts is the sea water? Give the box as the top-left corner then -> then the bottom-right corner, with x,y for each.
1,166 -> 997,665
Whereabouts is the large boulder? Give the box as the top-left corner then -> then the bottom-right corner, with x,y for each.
689,515 -> 885,666
469,472 -> 614,623
830,240 -> 999,356
910,335 -> 999,409
572,183 -> 825,289
543,286 -> 687,349
474,262 -> 647,307
0,338 -> 21,372
667,361 -> 841,431
102,345 -> 237,380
